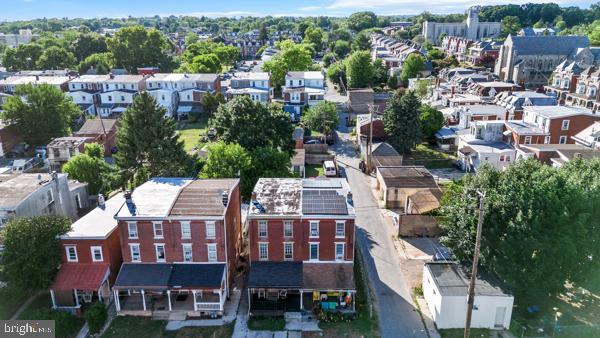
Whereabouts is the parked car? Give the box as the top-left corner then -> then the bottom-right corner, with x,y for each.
323,160 -> 337,177
305,139 -> 321,145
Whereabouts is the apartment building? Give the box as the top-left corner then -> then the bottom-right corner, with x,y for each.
282,72 -> 325,121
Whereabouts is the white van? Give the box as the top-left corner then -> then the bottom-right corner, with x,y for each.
323,161 -> 337,177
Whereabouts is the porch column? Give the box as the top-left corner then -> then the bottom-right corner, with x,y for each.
74,289 -> 79,307
192,290 -> 197,311
219,289 -> 223,311
141,290 -> 146,311
98,286 -> 103,303
50,290 -> 57,309
247,289 -> 251,315
352,291 -> 356,312
167,290 -> 172,311
114,289 -> 121,312
300,290 -> 303,310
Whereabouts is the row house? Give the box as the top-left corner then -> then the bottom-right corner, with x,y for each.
565,66 -> 600,112
49,193 -> 124,313
247,178 -> 356,316
282,72 -> 325,122
441,36 -> 473,62
0,75 -> 71,94
67,75 -> 110,116
227,72 -> 272,103
113,178 -> 242,318
493,91 -> 557,120
73,118 -> 119,157
453,105 -> 507,129
371,34 -> 429,75
465,41 -> 501,68
98,75 -> 147,117
572,121 -> 600,150
47,137 -> 94,172
457,120 -> 515,172
466,81 -> 519,100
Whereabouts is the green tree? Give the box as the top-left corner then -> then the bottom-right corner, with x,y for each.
501,16 -> 522,37
383,90 -> 422,154
78,52 -> 114,75
114,92 -> 195,185
0,216 -> 71,290
36,46 -> 77,70
211,96 -> 294,153
323,52 -> 337,67
201,142 -> 251,179
107,25 -> 174,73
326,62 -> 347,91
259,25 -> 269,43
243,147 -> 293,197
2,43 -> 43,71
213,45 -> 240,67
301,101 -> 339,135
399,54 -> 425,86
419,104 -> 444,139
262,40 -> 312,88
1,84 -> 79,145
387,75 -> 398,89
187,53 -> 222,73
348,12 -> 377,31
303,26 -> 325,51
71,32 -> 107,62
346,51 -> 373,88
184,32 -> 199,45
333,40 -> 351,58
352,32 -> 371,51
371,59 -> 388,87
85,302 -> 107,334
201,92 -> 225,116
63,143 -> 116,195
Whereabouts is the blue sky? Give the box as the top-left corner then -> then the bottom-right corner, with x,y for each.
0,0 -> 593,21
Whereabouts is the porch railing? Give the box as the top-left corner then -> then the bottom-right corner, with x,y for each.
195,302 -> 221,311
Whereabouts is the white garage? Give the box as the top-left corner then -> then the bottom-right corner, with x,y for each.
423,261 -> 514,330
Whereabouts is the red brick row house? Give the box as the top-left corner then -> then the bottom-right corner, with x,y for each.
246,178 -> 356,316
112,178 -> 241,317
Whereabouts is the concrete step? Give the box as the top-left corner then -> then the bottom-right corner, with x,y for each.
284,311 -> 302,319
151,312 -> 171,320
168,312 -> 187,321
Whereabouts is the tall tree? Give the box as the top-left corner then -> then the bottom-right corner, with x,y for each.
419,104 -> 444,139
36,46 -> 77,70
383,90 -> 422,154
71,32 -> 107,62
346,51 -> 373,89
1,84 -> 79,145
262,40 -> 312,88
0,216 -> 71,290
201,92 -> 225,116
63,143 -> 117,195
303,26 -> 325,51
186,53 -> 222,73
211,96 -> 294,154
352,32 -> 371,51
78,52 -> 114,75
114,92 -> 195,184
399,54 -> 425,86
107,25 -> 174,73
501,16 -> 522,37
347,12 -> 377,31
326,62 -> 347,91
301,101 -> 339,135
371,59 -> 388,87
1,43 -> 43,71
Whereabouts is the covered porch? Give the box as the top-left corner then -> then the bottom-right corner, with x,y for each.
49,263 -> 111,315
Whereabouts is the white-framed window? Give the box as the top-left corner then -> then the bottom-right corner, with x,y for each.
309,243 -> 319,261
258,242 -> 268,260
90,246 -> 103,262
128,222 -> 138,239
284,242 -> 293,260
562,120 -> 570,130
155,244 -> 166,262
205,221 -> 216,239
207,243 -> 217,262
182,244 -> 193,262
335,243 -> 345,261
335,221 -> 345,237
544,136 -> 551,144
524,136 -> 532,145
309,221 -> 319,237
65,245 -> 77,262
284,220 -> 293,237
500,155 -> 505,162
258,220 -> 268,237
153,222 -> 163,239
181,221 -> 191,239
130,244 -> 141,262
559,136 -> 567,144
47,190 -> 54,204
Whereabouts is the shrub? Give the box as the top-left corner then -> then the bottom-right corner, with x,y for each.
85,302 -> 107,334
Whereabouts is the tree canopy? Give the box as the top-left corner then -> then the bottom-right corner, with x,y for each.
345,51 -> 373,89
36,46 -> 77,70
347,12 -> 377,31
383,90 -> 422,154
262,40 -> 313,88
1,84 -> 80,145
301,101 -> 339,135
107,25 -> 174,73
78,52 -> 114,75
399,54 -> 425,86
351,32 -> 371,52
63,142 -> 118,195
419,104 -> 444,139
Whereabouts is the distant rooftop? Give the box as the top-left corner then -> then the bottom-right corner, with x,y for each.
286,71 -> 323,80
524,105 -> 595,119
48,136 -> 92,148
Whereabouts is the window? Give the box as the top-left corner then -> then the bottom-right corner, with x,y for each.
258,220 -> 268,237
66,245 -> 77,262
559,136 -> 567,144
128,222 -> 138,239
544,136 -> 551,144
155,244 -> 166,262
153,222 -> 163,239
181,221 -> 191,239
46,190 -> 54,204
107,95 -> 112,101
309,221 -> 319,237
91,246 -> 103,262
207,244 -> 217,262
283,220 -> 293,237
335,243 -> 345,261
562,120 -> 570,130
130,244 -> 141,262
120,95 -> 125,102
309,243 -> 319,261
506,155 -> 511,162
182,244 -> 193,262
335,221 -> 345,237
524,136 -> 532,145
259,243 -> 268,260
205,221 -> 216,239
284,242 -> 293,260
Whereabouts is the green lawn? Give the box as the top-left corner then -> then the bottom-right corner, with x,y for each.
404,143 -> 455,169
18,292 -> 84,338
0,287 -> 30,319
439,328 -> 491,338
176,115 -> 209,152
247,316 -> 286,331
305,164 -> 325,177
102,316 -> 235,338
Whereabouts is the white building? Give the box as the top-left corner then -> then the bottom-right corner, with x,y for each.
423,262 -> 513,330
0,30 -> 38,48
457,120 -> 515,172
422,7 -> 501,43
67,75 -> 110,116
227,72 -> 272,103
98,75 -> 146,117
282,71 -> 325,121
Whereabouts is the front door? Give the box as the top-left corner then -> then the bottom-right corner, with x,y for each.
494,307 -> 506,328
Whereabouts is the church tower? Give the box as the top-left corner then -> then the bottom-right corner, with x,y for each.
466,6 -> 480,40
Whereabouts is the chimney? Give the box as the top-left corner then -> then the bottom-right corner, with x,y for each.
251,192 -> 257,202
451,86 -> 455,98
109,72 -> 115,79
124,191 -> 132,203
222,190 -> 229,207
51,171 -> 58,181
346,192 -> 354,206
124,191 -> 137,215
98,194 -> 105,208
35,75 -> 40,81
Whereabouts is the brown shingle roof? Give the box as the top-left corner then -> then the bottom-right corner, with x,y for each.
75,119 -> 118,136
377,166 -> 439,189
169,179 -> 239,216
303,263 -> 355,290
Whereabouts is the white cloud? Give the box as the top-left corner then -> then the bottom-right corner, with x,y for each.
299,6 -> 322,11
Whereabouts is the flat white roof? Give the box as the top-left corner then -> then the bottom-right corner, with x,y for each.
61,193 -> 124,239
116,178 -> 193,218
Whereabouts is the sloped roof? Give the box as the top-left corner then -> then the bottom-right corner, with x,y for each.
74,118 -> 118,135
507,35 -> 589,56
377,166 -> 439,189
248,261 -> 303,288
169,179 -> 239,217
51,264 -> 109,291
303,263 -> 355,290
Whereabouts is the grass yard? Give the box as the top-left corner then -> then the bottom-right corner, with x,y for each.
318,250 -> 380,337
18,292 -> 84,338
102,316 -> 235,338
305,164 -> 325,177
176,115 -> 209,152
247,316 -> 286,331
404,143 -> 455,169
0,287 -> 30,319
439,328 -> 491,338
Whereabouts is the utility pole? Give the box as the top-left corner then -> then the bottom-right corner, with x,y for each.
366,104 -> 378,173
464,190 -> 485,338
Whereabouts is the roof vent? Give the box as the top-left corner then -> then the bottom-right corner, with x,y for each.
98,194 -> 105,208
222,190 -> 229,207
124,191 -> 136,215
346,192 -> 354,206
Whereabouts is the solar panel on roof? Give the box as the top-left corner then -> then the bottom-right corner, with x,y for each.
302,180 -> 342,189
302,189 -> 348,215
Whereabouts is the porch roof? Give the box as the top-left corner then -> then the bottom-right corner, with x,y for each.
248,262 -> 303,288
114,263 -> 172,290
169,263 -> 225,289
51,263 -> 109,291
303,263 -> 355,291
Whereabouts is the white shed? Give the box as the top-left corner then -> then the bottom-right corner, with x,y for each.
423,262 -> 513,330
